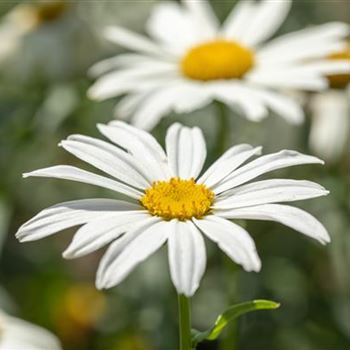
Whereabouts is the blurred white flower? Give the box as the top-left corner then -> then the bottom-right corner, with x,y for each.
17,122 -> 330,296
88,0 -> 350,130
0,1 -> 67,63
309,89 -> 350,163
0,310 -> 62,350
309,45 -> 350,163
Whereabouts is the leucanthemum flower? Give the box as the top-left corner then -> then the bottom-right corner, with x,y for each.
309,45 -> 350,163
0,1 -> 67,63
16,122 -> 330,297
88,0 -> 350,130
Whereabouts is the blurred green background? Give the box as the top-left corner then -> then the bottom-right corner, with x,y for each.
0,1 -> 349,349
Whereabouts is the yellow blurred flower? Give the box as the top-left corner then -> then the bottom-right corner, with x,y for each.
53,283 -> 106,344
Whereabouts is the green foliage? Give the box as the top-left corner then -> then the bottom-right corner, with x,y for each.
192,300 -> 280,347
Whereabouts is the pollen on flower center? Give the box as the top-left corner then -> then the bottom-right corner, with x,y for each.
140,177 -> 214,221
181,39 -> 255,81
327,44 -> 350,89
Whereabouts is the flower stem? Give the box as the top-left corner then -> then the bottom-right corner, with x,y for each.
214,100 -> 231,156
178,294 -> 192,350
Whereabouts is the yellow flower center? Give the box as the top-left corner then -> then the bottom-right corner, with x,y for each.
141,177 -> 214,221
10,1 -> 68,31
327,45 -> 350,89
35,1 -> 68,23
181,39 -> 255,81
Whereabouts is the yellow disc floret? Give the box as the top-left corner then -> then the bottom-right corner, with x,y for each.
181,39 -> 255,81
141,177 -> 214,221
34,1 -> 68,23
327,44 -> 350,89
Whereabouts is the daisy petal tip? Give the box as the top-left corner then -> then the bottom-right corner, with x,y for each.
87,86 -> 104,101
95,272 -> 108,290
86,88 -> 96,100
102,26 -> 115,38
95,280 -> 105,291
96,123 -> 107,133
321,232 -> 331,245
62,249 -> 75,260
15,233 -> 29,243
14,231 -> 22,241
255,146 -> 263,155
255,262 -> 262,273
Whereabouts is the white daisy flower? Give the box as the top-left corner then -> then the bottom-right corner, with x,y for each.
0,310 -> 62,350
0,1 -> 67,64
88,0 -> 350,130
309,45 -> 350,163
16,122 -> 330,297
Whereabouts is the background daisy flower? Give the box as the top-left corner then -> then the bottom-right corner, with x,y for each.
308,44 -> 350,163
17,122 -> 330,297
88,0 -> 350,130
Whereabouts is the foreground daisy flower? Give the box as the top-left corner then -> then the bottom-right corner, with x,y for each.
16,122 -> 330,296
88,0 -> 350,130
309,45 -> 350,163
0,310 -> 62,350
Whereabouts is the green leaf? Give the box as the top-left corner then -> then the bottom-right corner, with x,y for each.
192,299 -> 280,346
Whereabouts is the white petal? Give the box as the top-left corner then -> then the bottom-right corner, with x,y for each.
96,218 -> 168,289
16,199 -> 139,242
131,88 -> 178,131
183,0 -> 219,40
259,42 -> 347,66
198,146 -> 262,188
0,312 -> 62,350
131,82 -> 212,131
309,91 -> 350,162
258,22 -> 350,63
216,204 -> 330,244
198,144 -> 253,183
214,150 -> 324,194
114,92 -> 149,121
171,82 -> 213,114
168,220 -> 206,297
146,1 -> 199,53
60,135 -> 151,189
63,212 -> 150,259
246,68 -> 329,91
108,120 -> 167,160
165,123 -> 206,179
250,61 -> 350,86
289,60 -> 350,76
222,0 -> 256,40
214,179 -> 329,209
208,82 -> 268,122
193,216 -> 261,272
103,26 -> 171,58
88,64 -> 177,101
190,127 -> 207,179
239,0 -> 292,46
88,54 -> 171,77
23,165 -> 142,200
97,122 -> 170,181
241,87 -> 304,124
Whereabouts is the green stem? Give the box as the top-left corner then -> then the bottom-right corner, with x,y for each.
178,294 -> 192,350
214,101 -> 231,156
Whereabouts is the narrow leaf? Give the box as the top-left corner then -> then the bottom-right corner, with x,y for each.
192,299 -> 280,345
